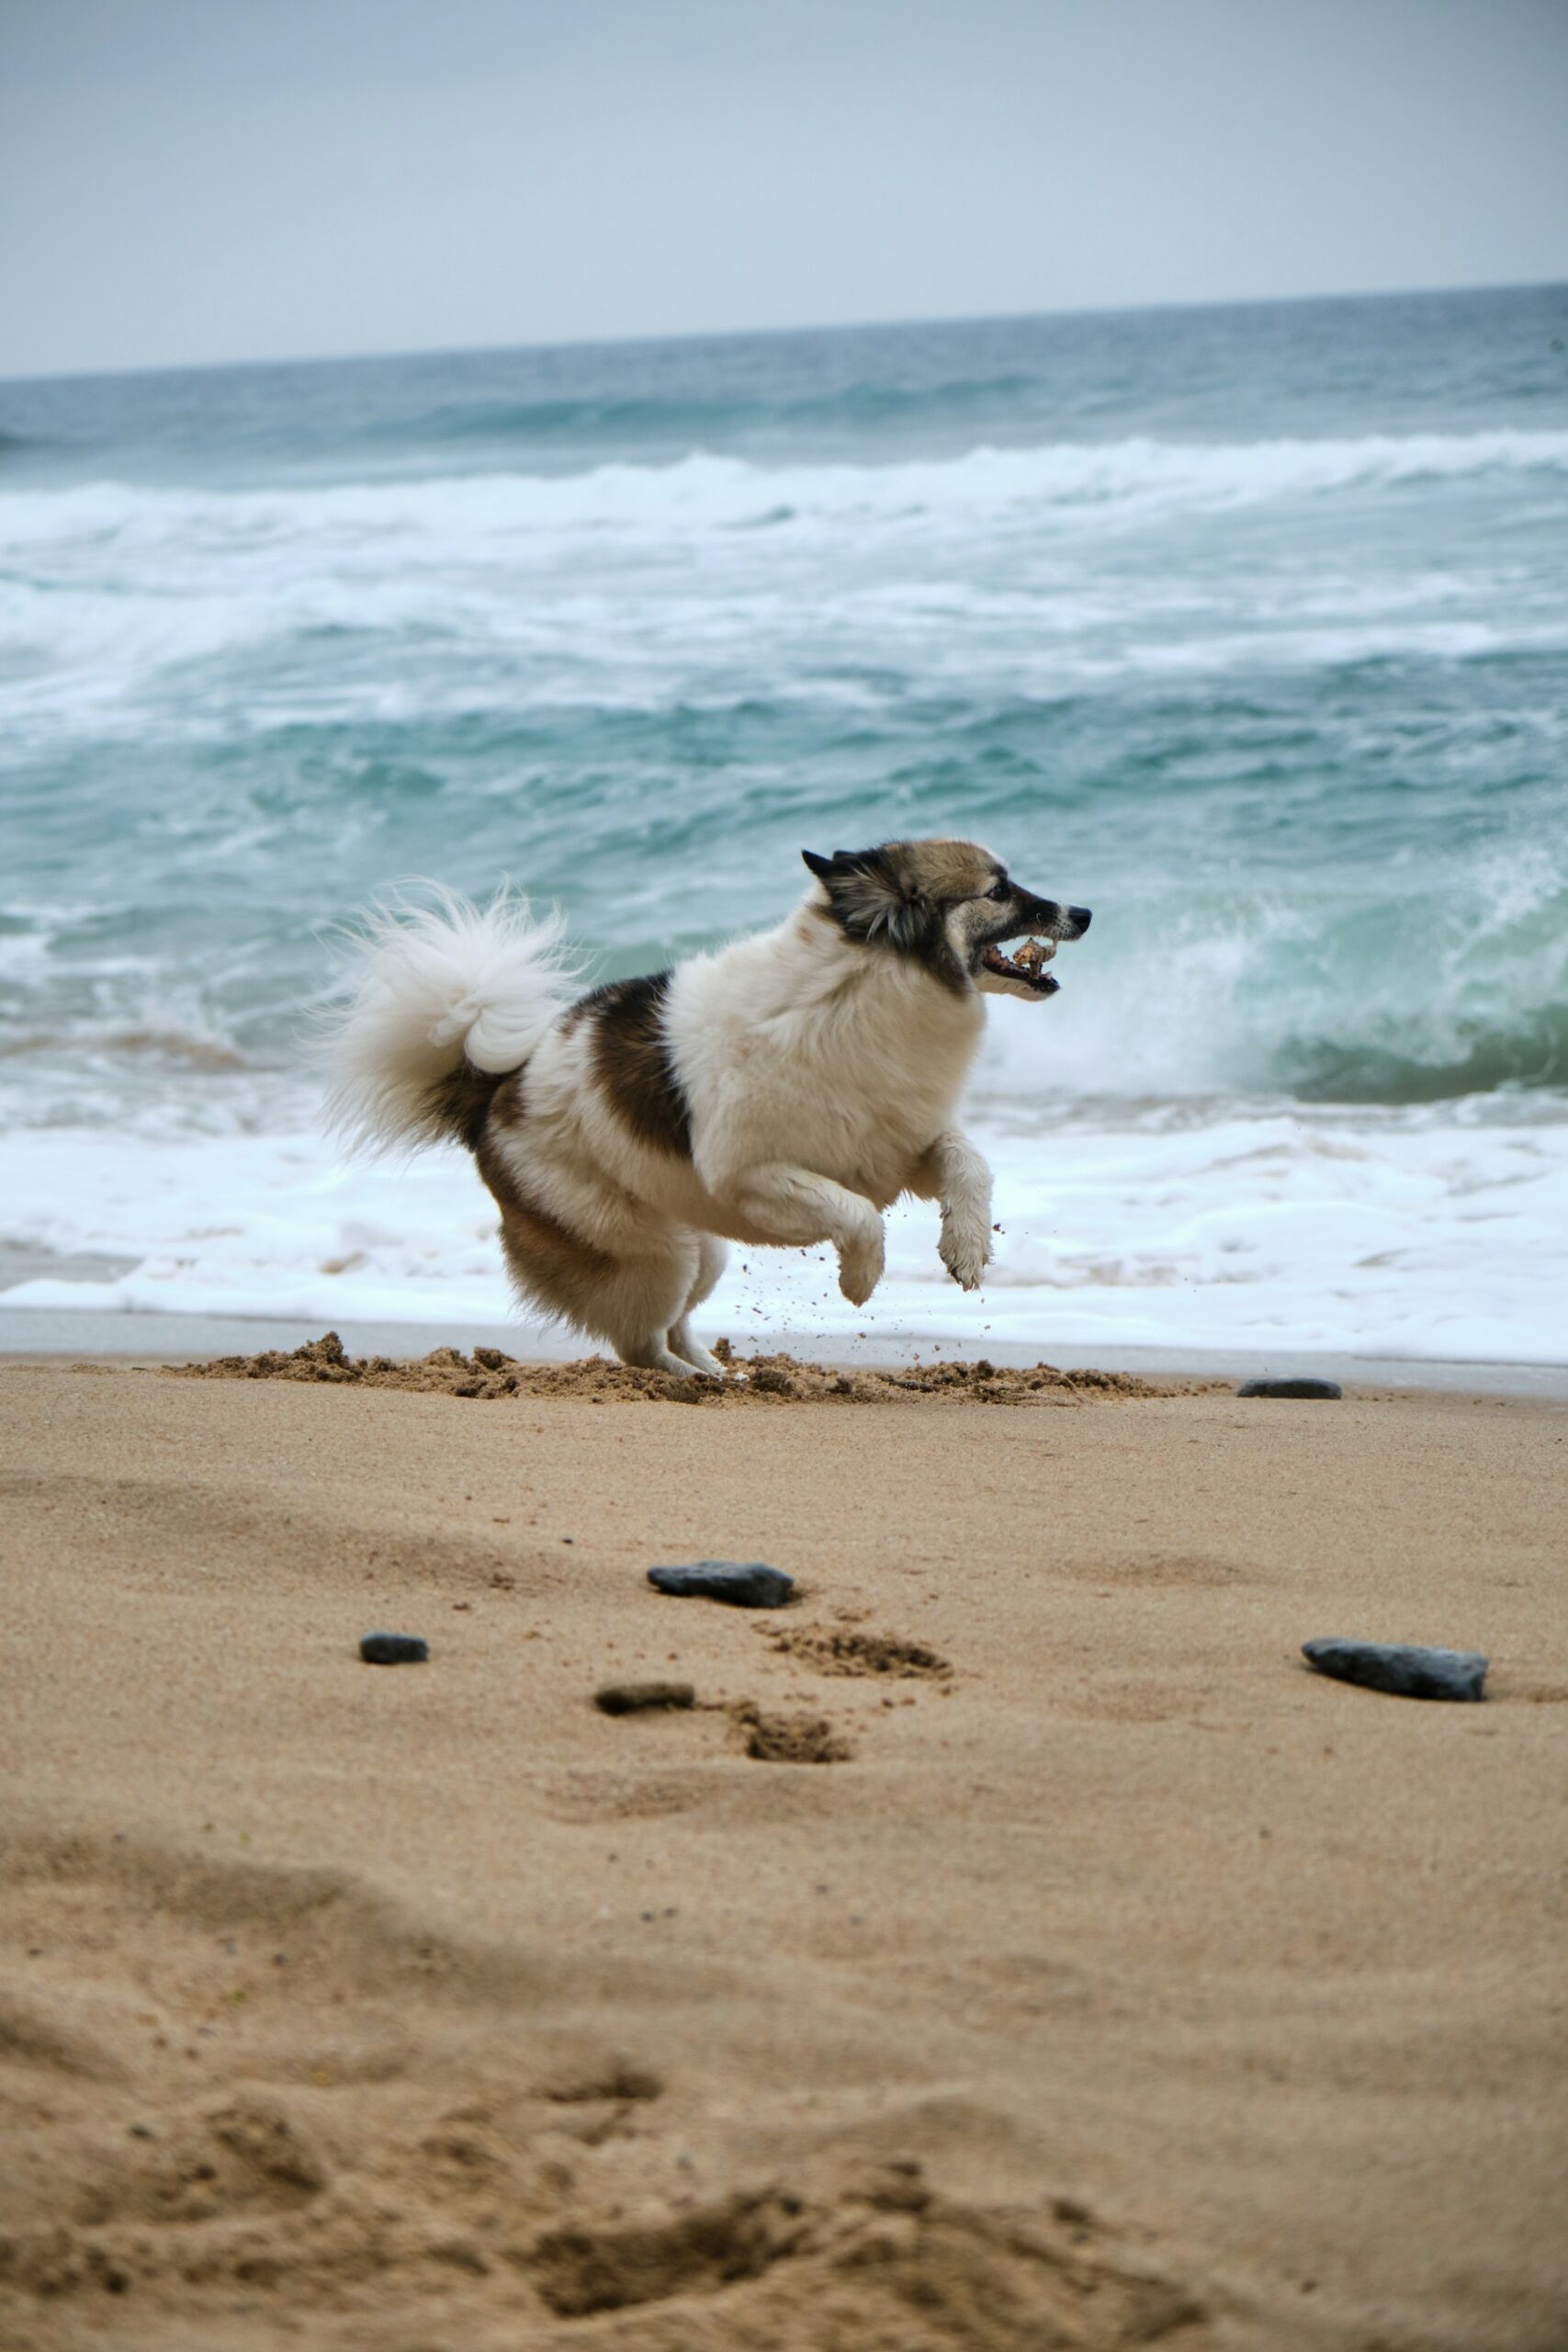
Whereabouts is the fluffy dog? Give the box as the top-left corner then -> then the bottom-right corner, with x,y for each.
326,840 -> 1089,1375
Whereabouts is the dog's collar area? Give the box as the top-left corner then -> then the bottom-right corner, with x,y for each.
979,937 -> 1059,994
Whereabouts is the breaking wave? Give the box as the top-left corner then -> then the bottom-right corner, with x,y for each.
6,427 -> 1568,549
980,850 -> 1568,1108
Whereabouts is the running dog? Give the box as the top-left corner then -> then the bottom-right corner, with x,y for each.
325,840 -> 1089,1375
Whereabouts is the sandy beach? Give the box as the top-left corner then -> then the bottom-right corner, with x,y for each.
1,1339 -> 1564,2351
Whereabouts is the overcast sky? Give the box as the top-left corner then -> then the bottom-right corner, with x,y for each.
3,0 -> 1566,379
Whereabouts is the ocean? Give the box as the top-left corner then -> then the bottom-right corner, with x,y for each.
3,284 -> 1566,1361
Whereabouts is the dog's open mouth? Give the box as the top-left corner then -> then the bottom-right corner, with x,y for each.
981,937 -> 1059,995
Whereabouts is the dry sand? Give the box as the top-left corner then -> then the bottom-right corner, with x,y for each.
1,1340 -> 1564,2351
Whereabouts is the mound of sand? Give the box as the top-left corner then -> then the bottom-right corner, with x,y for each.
166,1329 -> 1209,1407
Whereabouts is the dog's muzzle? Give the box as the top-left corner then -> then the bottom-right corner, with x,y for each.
976,900 -> 1090,1001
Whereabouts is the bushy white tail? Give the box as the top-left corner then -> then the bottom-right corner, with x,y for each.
322,888 -> 575,1154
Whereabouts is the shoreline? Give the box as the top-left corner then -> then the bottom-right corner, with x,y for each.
5,1301 -> 1568,1399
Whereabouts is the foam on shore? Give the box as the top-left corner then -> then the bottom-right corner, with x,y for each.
4,1103 -> 1567,1363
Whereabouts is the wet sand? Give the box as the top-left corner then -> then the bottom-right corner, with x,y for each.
2,1346 -> 1565,2349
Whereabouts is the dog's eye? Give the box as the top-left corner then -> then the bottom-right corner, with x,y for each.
985,879 -> 1011,901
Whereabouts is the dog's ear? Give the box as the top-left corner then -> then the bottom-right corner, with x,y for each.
802,845 -> 891,895
803,845 -> 890,881
802,844 -> 933,954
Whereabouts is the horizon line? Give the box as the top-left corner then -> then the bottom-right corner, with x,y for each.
4,273 -> 1565,394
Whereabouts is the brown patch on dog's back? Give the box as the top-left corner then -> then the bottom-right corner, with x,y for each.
582,972 -> 692,1158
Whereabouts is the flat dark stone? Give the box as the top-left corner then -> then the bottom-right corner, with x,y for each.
594,1680 -> 697,1714
1238,1377 -> 1343,1399
1302,1639 -> 1487,1701
359,1632 -> 430,1665
647,1560 -> 795,1609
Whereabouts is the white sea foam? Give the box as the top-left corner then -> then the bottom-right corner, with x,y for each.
5,469 -> 1566,743
3,1104 -> 1565,1363
6,428 -> 1568,555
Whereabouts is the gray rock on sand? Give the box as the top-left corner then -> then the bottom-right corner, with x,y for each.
647,1561 -> 795,1609
1238,1377 -> 1343,1399
359,1632 -> 430,1665
594,1680 -> 696,1714
1302,1638 -> 1487,1701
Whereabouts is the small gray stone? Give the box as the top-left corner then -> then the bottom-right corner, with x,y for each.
1238,1377 -> 1343,1399
359,1632 -> 429,1665
594,1680 -> 696,1714
647,1560 -> 795,1609
1302,1639 -> 1487,1701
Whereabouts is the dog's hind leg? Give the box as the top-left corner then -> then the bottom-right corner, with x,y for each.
590,1237 -> 723,1378
491,1182 -> 711,1377
666,1233 -> 728,1377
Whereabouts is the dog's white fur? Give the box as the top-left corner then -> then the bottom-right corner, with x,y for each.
326,888 -> 576,1138
326,847 -> 1081,1376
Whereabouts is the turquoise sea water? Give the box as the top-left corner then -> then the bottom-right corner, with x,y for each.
3,286 -> 1567,1354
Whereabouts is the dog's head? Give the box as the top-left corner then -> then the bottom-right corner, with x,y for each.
802,839 -> 1090,1001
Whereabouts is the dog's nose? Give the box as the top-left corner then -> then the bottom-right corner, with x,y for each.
1068,905 -> 1092,933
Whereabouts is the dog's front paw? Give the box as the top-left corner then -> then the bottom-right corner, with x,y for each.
939,1215 -> 991,1292
837,1222 -> 886,1306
